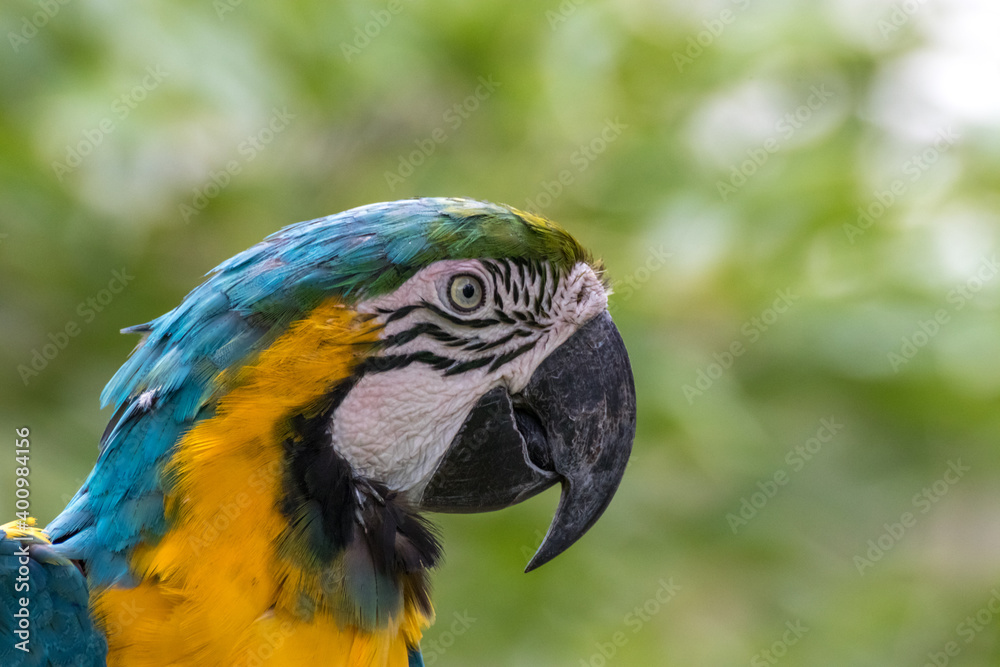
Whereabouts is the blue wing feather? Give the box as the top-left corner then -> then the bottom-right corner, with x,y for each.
0,525 -> 107,666
408,646 -> 425,666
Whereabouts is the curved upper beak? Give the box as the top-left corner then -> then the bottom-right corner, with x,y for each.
419,310 -> 636,571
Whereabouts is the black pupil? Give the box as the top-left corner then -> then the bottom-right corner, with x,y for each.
461,282 -> 476,300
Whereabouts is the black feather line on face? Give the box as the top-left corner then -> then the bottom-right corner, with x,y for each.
417,300 -> 499,328
382,321 -> 460,348
360,351 -> 457,374
443,355 -> 496,376
380,304 -> 422,323
493,309 -> 517,325
501,261 -> 512,293
516,260 -> 530,307
488,340 -> 538,373
469,330 -> 517,352
483,262 -> 505,308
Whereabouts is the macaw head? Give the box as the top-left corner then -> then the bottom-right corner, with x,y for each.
342,211 -> 636,572
53,197 -> 635,645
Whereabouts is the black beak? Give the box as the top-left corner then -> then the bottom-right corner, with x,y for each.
419,311 -> 636,572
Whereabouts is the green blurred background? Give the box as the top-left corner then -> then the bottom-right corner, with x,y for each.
3,0 -> 1000,665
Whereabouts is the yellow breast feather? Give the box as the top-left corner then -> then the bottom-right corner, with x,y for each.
93,298 -> 429,666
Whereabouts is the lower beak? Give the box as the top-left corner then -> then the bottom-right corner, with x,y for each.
419,310 -> 636,571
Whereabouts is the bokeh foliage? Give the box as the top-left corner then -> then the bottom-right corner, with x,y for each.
3,0 -> 1000,665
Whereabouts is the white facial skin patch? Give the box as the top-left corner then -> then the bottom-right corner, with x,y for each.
329,259 -> 608,494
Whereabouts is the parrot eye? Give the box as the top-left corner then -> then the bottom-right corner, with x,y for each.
447,274 -> 486,313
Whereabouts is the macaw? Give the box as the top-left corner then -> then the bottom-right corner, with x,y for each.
2,197 -> 636,666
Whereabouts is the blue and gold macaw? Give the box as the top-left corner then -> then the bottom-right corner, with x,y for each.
1,198 -> 636,666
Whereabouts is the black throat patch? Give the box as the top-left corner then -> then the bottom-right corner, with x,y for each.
279,379 -> 441,626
